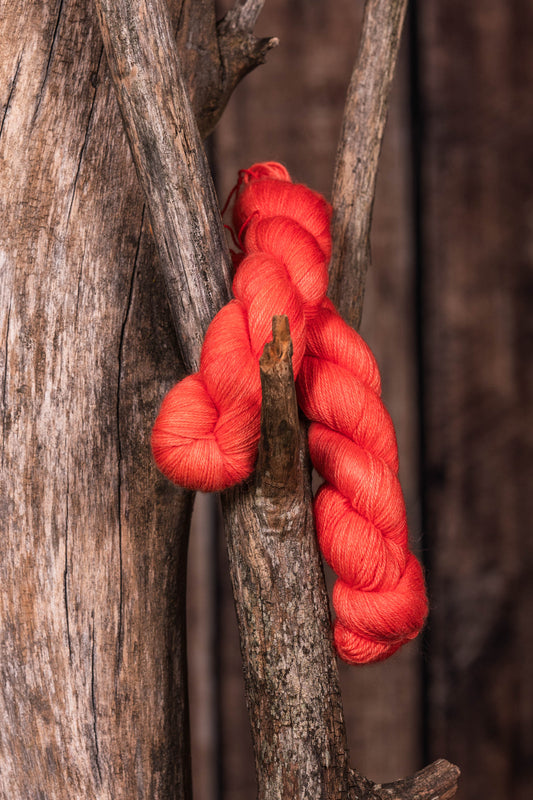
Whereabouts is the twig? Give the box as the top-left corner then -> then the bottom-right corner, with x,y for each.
329,0 -> 409,330
377,759 -> 461,800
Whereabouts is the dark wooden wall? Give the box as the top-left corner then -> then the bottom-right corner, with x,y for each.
187,1 -> 533,798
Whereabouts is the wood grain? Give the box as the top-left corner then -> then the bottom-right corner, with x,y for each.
94,0 -> 233,373
329,0 -> 409,331
419,2 -> 533,798
0,0 -> 192,796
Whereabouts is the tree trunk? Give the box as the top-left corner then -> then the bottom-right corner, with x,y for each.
0,1 -> 190,796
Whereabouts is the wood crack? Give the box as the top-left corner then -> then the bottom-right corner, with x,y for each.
65,46 -> 104,230
33,0 -> 65,121
1,302 -> 11,465
90,613 -> 102,782
64,470 -> 72,662
0,55 -> 22,141
115,205 -> 144,672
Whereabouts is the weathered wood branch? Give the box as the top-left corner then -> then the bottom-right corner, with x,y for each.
94,0 -> 231,371
94,0 -> 276,371
329,0 -> 409,330
377,759 -> 461,800
221,317 -> 355,799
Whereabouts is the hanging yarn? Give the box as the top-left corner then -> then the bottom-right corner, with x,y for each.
152,162 -> 427,664
297,299 -> 427,661
151,162 -> 331,491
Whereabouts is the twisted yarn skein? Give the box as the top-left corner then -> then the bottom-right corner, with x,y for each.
152,162 -> 427,664
151,162 -> 331,491
297,299 -> 427,661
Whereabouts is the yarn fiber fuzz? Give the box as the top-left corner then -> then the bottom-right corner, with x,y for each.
152,161 -> 428,664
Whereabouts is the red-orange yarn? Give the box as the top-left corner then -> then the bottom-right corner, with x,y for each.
152,162 -> 427,664
151,162 -> 331,491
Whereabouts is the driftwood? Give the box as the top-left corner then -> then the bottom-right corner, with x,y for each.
93,0 -> 460,798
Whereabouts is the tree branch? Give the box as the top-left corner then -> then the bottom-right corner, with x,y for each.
221,317 -> 355,799
176,0 -> 278,139
377,759 -> 461,800
96,1 -> 459,797
94,0 -> 233,372
329,0 -> 409,330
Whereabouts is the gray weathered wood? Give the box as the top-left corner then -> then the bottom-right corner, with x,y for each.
93,0 -> 233,372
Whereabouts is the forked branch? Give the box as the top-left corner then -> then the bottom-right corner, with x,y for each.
96,0 -> 459,797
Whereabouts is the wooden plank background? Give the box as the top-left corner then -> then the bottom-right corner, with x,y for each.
187,1 -> 533,798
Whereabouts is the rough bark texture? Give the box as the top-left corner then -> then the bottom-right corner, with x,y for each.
93,0 -> 277,372
175,0 -> 278,140
329,0 -> 408,330
377,759 -> 461,800
93,0 -> 233,372
0,1 -> 192,796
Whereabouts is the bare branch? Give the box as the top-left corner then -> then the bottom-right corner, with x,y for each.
94,0 -> 233,372
329,0 -> 408,330
176,0 -> 278,138
215,5 -> 279,138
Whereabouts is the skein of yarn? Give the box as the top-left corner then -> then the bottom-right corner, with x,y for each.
152,162 -> 427,664
297,299 -> 427,661
151,162 -> 331,491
